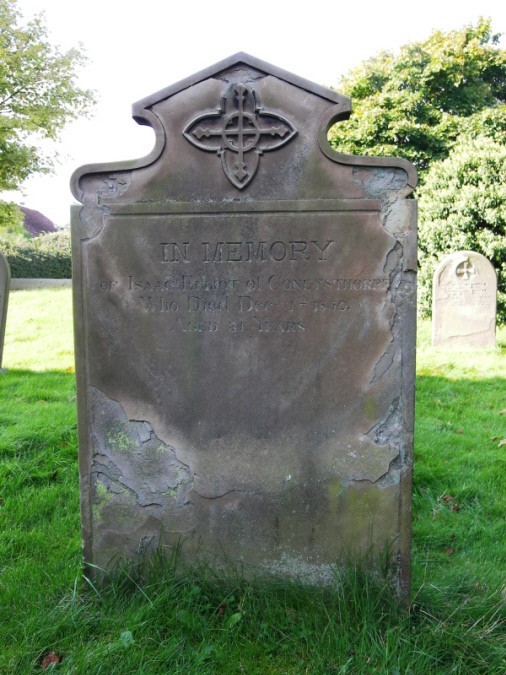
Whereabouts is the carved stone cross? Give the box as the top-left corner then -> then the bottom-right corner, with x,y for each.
456,259 -> 476,280
183,83 -> 297,189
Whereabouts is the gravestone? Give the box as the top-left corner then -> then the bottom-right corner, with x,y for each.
0,251 -> 10,372
71,53 -> 417,599
433,251 -> 496,349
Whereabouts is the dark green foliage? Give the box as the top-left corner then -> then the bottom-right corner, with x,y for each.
328,19 -> 506,324
329,18 -> 506,175
418,136 -> 506,322
0,229 -> 71,277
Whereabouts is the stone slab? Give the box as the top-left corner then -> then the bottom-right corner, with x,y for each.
433,251 -> 496,349
0,252 -> 10,371
70,53 -> 417,599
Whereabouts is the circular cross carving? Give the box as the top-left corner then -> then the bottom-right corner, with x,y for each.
455,259 -> 475,280
222,112 -> 260,153
183,83 -> 297,189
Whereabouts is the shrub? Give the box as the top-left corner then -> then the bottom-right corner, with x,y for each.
0,229 -> 71,278
418,136 -> 506,323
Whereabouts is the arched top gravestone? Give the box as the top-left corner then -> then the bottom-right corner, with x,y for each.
433,251 -> 496,349
71,53 -> 417,601
0,251 -> 10,372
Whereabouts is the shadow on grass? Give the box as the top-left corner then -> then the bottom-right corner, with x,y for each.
0,370 -> 504,672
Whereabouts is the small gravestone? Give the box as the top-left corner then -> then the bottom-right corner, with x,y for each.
433,251 -> 496,349
0,251 -> 10,372
71,54 -> 417,599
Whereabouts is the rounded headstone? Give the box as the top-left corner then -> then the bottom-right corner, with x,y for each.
432,251 -> 496,349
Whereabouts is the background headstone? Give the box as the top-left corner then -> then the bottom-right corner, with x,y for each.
433,251 -> 496,349
71,54 -> 417,599
0,251 -> 10,372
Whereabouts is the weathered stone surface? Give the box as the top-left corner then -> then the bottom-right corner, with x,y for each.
0,252 -> 10,371
71,53 -> 417,599
433,251 -> 496,349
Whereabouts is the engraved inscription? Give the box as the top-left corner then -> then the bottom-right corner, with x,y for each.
183,84 -> 297,189
161,239 -> 334,263
441,281 -> 490,305
95,211 -> 391,337
100,271 -> 389,335
160,242 -> 189,263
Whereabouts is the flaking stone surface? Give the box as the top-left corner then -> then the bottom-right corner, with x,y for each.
71,53 -> 417,598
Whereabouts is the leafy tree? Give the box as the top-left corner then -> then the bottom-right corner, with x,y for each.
0,199 -> 22,236
0,0 -> 94,234
328,18 -> 506,176
418,135 -> 506,323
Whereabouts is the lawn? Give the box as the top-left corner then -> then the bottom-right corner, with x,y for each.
0,288 -> 505,673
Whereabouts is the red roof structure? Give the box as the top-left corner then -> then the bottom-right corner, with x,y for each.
20,207 -> 57,237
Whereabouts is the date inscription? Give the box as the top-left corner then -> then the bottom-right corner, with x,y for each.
99,272 -> 388,335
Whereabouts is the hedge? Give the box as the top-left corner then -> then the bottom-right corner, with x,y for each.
418,136 -> 506,324
0,230 -> 71,278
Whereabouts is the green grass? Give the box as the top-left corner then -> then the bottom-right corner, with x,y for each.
2,287 -> 74,371
1,289 -> 505,673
